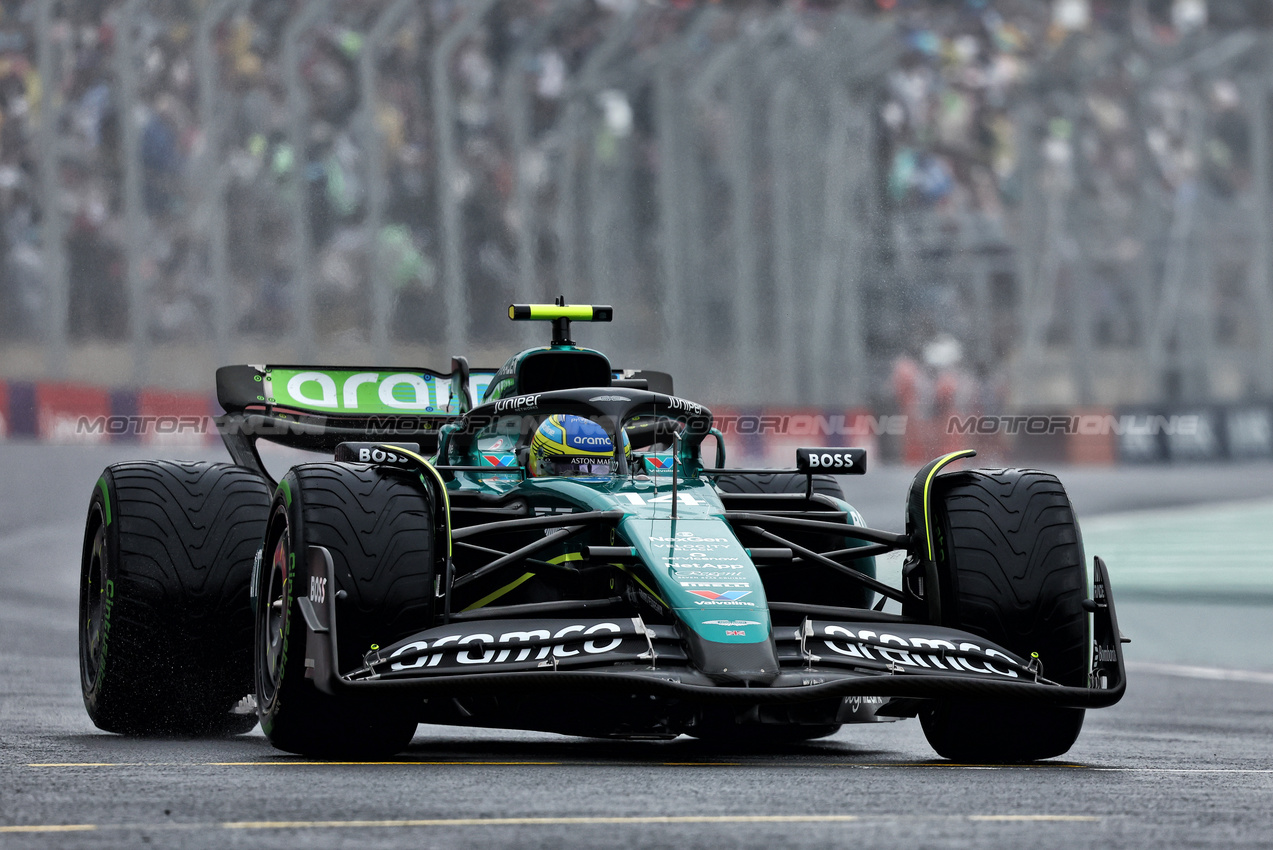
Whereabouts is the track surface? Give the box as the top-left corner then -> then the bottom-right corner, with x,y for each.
2,444 -> 1271,848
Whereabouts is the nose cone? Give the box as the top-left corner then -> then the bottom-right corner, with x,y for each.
681,626 -> 781,686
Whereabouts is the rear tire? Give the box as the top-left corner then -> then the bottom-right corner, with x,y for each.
255,463 -> 435,758
712,472 -> 843,501
919,468 -> 1089,762
79,461 -> 269,736
714,472 -> 875,610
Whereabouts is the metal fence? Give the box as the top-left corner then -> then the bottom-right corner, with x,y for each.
1003,23 -> 1273,407
3,1 -> 1273,411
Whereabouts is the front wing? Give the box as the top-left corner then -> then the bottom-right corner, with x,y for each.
296,546 -> 1126,710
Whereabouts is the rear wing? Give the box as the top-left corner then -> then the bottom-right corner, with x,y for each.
216,362 -> 492,418
214,361 -> 493,481
213,361 -> 670,482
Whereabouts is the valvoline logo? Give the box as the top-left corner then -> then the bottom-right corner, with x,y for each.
645,456 -> 674,470
538,420 -> 563,442
688,590 -> 751,602
482,454 -> 517,467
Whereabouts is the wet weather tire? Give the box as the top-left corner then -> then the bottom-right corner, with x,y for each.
712,472 -> 843,502
255,463 -> 435,758
919,468 -> 1089,762
79,461 -> 270,736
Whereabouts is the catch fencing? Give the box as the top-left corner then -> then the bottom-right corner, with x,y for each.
3,1 -> 1273,423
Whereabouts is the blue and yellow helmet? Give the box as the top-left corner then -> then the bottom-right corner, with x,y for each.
528,414 -> 631,478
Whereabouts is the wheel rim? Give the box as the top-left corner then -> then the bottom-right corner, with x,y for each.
256,506 -> 292,711
80,505 -> 108,693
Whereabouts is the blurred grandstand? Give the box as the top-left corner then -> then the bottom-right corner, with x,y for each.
1,0 -> 1272,425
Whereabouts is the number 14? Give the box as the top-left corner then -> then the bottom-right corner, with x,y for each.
620,492 -> 703,506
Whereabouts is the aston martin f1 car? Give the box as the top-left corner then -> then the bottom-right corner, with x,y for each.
78,303 -> 1125,761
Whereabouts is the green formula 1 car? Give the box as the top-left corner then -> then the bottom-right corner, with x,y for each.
78,303 -> 1125,761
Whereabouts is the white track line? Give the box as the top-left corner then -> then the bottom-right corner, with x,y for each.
1126,661 -> 1273,685
0,814 -> 1106,833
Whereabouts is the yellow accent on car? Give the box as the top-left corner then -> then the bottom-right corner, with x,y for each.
617,564 -> 668,608
922,449 -> 977,561
508,304 -> 612,321
459,551 -> 587,613
384,444 -> 453,559
461,572 -> 537,612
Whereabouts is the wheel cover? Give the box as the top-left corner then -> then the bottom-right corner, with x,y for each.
79,507 -> 108,693
256,508 -> 292,712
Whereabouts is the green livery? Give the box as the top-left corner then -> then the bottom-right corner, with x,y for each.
85,301 -> 1126,761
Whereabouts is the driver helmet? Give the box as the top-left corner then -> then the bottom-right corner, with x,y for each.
528,414 -> 631,478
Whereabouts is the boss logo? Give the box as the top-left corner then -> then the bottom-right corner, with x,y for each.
359,447 -> 407,464
795,447 -> 867,474
309,576 -> 327,604
334,442 -> 420,465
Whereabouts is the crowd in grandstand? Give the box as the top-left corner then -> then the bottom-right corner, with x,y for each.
0,0 -> 1268,395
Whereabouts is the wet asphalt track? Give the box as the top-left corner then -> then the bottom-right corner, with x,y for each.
2,442 -> 1272,849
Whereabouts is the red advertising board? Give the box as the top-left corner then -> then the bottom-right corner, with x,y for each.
137,390 -> 216,446
35,383 -> 112,444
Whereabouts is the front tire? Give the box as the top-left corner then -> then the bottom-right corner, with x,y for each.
79,461 -> 269,736
919,468 -> 1089,762
255,463 -> 435,758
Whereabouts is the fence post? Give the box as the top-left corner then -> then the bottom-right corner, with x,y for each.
1009,102 -> 1043,405
113,0 -> 149,384
837,103 -> 874,407
1066,96 -> 1095,405
1244,71 -> 1273,396
553,6 -> 639,305
654,43 -> 687,374
725,68 -> 760,396
35,0 -> 67,377
651,11 -> 721,385
282,0 -> 331,362
433,0 -> 497,361
360,0 -> 417,363
722,15 -> 793,394
1147,113 -> 1205,400
502,1 -> 581,330
687,30 -> 748,391
196,0 -> 249,367
808,90 -> 857,405
767,75 -> 799,403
